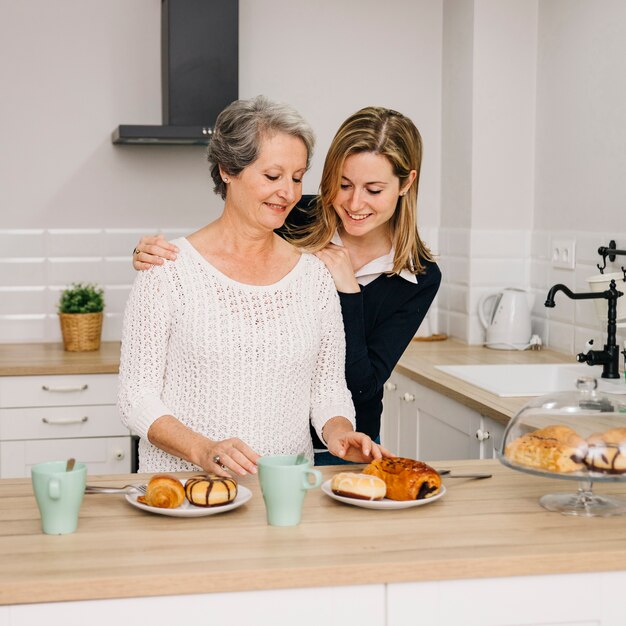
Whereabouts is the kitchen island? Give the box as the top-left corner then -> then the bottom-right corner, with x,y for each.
2,461 -> 626,625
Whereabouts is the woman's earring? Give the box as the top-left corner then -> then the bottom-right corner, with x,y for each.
223,178 -> 229,183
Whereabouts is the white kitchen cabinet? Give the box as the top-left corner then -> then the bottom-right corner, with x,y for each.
388,570 -> 626,626
382,372 -> 506,461
0,374 -> 131,478
0,584 -> 386,626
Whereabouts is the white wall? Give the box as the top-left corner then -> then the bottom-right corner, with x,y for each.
0,0 -> 443,343
438,0 -> 538,345
531,0 -> 626,354
436,0 -> 626,358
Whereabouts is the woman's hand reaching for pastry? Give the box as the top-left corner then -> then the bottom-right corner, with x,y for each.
148,416 -> 260,479
201,437 -> 261,478
322,416 -> 394,463
132,234 -> 178,270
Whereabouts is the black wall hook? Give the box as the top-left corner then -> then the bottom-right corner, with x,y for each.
597,240 -> 626,274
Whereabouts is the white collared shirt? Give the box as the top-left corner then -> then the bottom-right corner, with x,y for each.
330,232 -> 418,287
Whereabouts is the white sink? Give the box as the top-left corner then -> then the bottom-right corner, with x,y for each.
435,363 -> 626,397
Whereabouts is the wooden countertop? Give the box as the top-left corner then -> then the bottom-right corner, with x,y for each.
0,342 -> 120,376
3,460 -> 626,605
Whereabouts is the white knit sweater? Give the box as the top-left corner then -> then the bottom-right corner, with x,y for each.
118,237 -> 355,472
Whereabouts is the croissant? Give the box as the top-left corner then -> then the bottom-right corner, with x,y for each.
138,474 -> 186,509
363,457 -> 441,501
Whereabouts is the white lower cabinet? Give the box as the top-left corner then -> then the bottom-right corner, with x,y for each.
387,571 -> 626,626
0,584 -> 386,626
3,572 -> 625,625
0,374 -> 131,478
382,372 -> 506,461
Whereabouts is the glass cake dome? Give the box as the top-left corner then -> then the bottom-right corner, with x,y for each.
498,377 -> 626,516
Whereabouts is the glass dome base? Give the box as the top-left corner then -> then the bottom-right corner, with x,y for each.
540,486 -> 626,517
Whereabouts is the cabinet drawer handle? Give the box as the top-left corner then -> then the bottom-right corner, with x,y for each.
401,392 -> 415,402
42,384 -> 89,392
384,382 -> 397,391
42,416 -> 89,425
475,429 -> 491,441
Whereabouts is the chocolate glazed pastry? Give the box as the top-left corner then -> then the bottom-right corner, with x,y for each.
585,428 -> 626,474
363,457 -> 441,501
184,474 -> 238,507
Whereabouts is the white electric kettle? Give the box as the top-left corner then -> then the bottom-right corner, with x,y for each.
478,288 -> 533,350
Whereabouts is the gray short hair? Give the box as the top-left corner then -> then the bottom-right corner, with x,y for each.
208,96 -> 315,199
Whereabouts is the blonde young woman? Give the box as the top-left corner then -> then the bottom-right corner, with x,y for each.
132,106 -> 441,465
120,96 -> 387,476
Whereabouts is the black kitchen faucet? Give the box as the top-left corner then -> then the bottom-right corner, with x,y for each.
544,279 -> 623,379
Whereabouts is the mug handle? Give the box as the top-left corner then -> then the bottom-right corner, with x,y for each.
302,469 -> 322,490
48,479 -> 61,500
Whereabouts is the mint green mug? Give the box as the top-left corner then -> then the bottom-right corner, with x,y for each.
258,455 -> 322,526
31,461 -> 87,535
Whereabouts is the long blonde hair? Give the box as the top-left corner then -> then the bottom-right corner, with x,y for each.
290,106 -> 434,275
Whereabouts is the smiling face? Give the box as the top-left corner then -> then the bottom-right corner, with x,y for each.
224,132 -> 307,232
333,151 -> 410,241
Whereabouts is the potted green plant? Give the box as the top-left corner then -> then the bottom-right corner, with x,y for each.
58,283 -> 105,352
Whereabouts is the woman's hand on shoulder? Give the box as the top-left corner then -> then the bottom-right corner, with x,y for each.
314,243 -> 360,294
196,437 -> 260,478
132,235 -> 179,271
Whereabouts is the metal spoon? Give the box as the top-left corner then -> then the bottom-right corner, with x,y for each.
295,452 -> 306,465
65,457 -> 76,472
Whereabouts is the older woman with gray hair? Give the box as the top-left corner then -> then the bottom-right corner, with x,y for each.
118,96 -> 389,476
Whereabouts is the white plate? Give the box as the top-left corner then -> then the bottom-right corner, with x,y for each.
321,479 -> 446,510
125,484 -> 252,518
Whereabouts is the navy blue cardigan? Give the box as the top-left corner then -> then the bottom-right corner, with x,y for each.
280,196 -> 442,445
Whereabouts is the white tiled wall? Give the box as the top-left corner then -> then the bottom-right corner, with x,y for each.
436,227 -> 626,362
2,227 -> 625,363
0,228 -> 187,343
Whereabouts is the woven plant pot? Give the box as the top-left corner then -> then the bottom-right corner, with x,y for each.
59,312 -> 103,352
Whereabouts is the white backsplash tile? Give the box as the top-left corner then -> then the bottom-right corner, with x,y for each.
46,229 -> 104,257
471,258 -> 528,287
0,229 -> 153,343
0,259 -> 46,287
4,227 -> 626,355
103,228 -> 159,257
0,230 -> 45,257
470,230 -> 530,259
47,258 -> 104,286
102,258 -> 136,286
0,315 -> 47,343
0,287 -> 47,315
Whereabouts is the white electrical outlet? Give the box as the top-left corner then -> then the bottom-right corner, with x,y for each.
551,239 -> 576,270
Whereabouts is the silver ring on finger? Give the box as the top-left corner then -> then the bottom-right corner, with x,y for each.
212,454 -> 221,464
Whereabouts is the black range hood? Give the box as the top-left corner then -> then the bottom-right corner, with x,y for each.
112,0 -> 238,146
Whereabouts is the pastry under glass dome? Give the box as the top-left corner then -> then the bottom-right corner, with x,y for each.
498,377 -> 626,517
